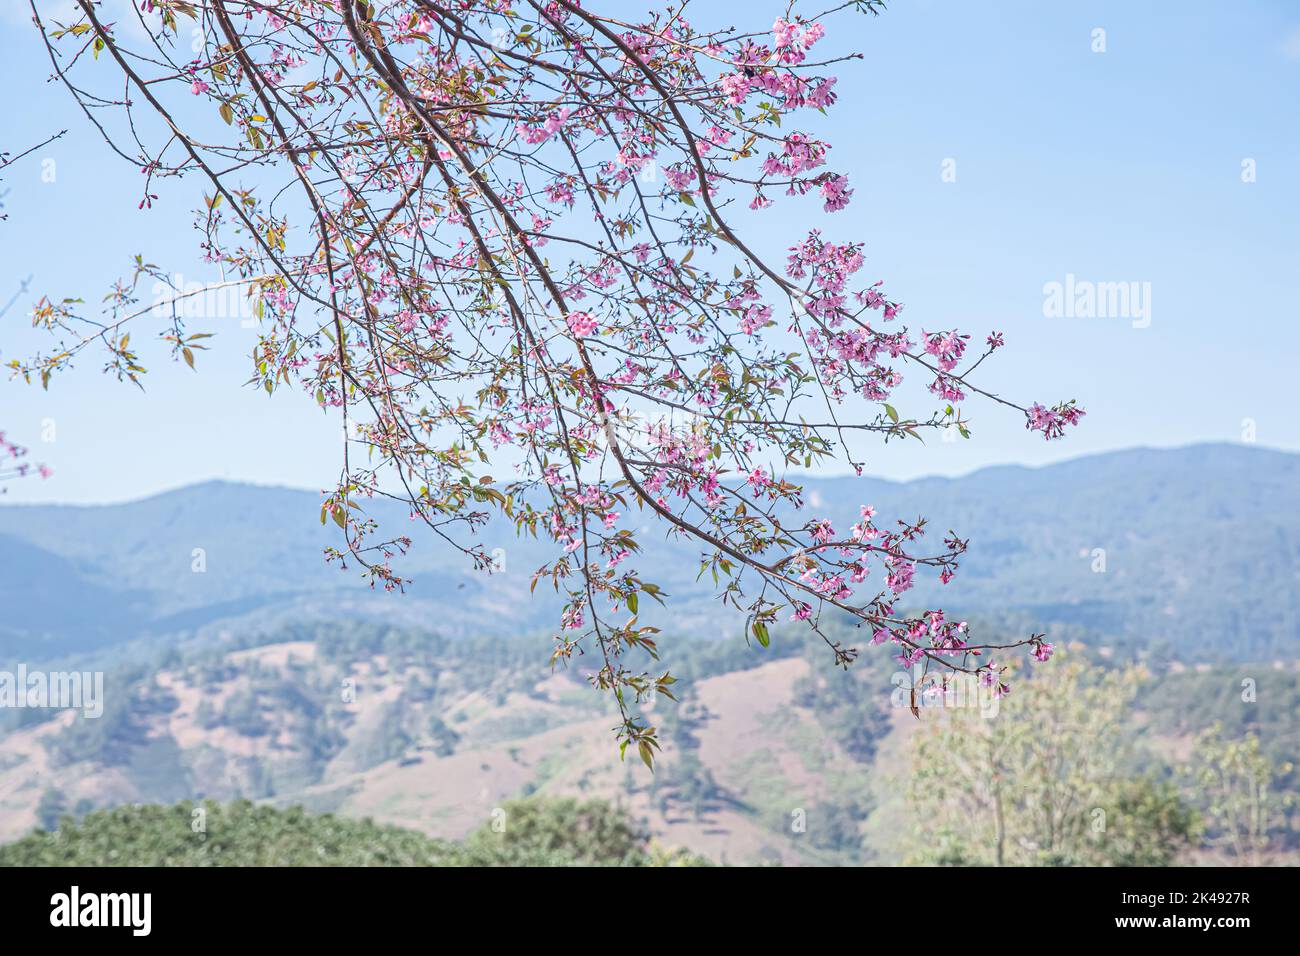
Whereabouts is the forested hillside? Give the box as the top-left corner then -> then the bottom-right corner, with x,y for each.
3,619 -> 1294,865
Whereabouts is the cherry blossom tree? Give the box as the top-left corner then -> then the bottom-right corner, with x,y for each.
16,0 -> 1082,763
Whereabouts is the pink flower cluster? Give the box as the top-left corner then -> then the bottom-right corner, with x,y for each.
1026,401 -> 1086,440
772,17 -> 826,64
819,174 -> 853,212
922,330 -> 969,372
565,311 -> 598,337
762,132 -> 828,178
517,107 -> 572,145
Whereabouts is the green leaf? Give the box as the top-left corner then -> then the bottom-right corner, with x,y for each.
884,403 -> 899,423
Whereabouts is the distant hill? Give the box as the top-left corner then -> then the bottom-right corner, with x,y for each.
0,623 -> 891,864
3,622 -> 1295,864
1,442 -> 1296,663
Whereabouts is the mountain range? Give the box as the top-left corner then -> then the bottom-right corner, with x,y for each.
1,442 -> 1296,664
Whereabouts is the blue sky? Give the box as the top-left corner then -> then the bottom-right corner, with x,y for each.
1,0 -> 1298,504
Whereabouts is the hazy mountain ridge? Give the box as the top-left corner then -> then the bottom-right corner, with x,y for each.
1,442 -> 1296,662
